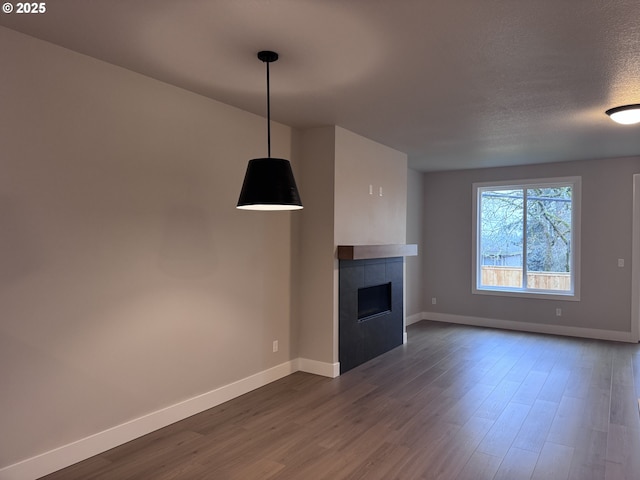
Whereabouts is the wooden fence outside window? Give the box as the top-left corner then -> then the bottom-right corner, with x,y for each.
481,266 -> 570,291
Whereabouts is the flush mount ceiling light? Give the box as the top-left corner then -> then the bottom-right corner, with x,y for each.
605,104 -> 640,125
237,51 -> 303,211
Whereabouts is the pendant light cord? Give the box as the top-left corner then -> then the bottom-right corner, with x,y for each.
266,59 -> 271,158
257,50 -> 278,157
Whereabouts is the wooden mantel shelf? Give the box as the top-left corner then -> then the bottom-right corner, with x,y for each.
337,244 -> 418,260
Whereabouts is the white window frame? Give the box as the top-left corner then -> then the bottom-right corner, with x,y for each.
472,176 -> 581,301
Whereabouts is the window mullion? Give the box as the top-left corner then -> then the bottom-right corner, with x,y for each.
522,188 -> 528,290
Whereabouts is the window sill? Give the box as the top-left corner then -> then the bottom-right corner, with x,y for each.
473,287 -> 580,302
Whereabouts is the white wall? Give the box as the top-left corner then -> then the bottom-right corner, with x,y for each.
334,127 -> 408,245
296,127 -> 336,365
0,27 -> 298,471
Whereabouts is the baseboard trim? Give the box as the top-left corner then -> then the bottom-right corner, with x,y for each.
422,311 -> 635,343
406,312 -> 424,326
297,358 -> 340,378
0,360 -> 299,480
8,308 -> 627,480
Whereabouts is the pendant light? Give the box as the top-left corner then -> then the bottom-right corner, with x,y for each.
237,51 -> 303,210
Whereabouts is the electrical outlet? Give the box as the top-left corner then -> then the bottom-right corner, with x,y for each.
272,340 -> 278,353
431,297 -> 437,305
618,258 -> 625,267
556,308 -> 562,317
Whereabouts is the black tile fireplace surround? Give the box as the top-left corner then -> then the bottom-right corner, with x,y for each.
339,256 -> 404,374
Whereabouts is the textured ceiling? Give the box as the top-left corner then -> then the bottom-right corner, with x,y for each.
2,0 -> 640,171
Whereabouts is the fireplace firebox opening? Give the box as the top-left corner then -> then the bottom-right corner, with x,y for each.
357,282 -> 392,321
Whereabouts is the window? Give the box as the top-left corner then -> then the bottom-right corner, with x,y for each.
472,177 -> 580,300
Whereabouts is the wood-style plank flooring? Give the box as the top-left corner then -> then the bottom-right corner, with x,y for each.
41,321 -> 640,479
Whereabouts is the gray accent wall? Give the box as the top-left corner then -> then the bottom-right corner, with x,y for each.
406,168 -> 424,319
419,156 -> 640,333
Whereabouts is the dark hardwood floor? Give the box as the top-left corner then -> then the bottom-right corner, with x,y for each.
41,321 -> 640,479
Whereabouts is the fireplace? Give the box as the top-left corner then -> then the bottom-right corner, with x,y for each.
338,256 -> 404,373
